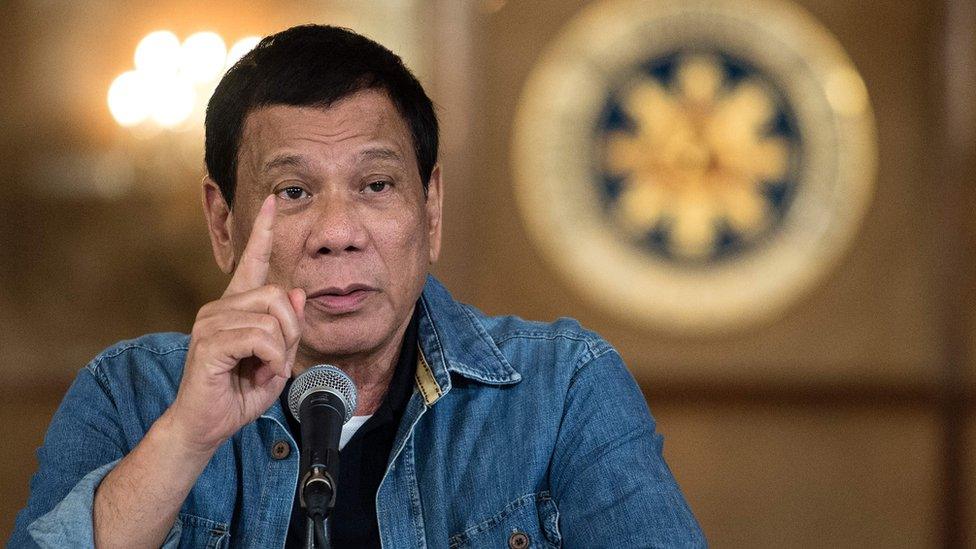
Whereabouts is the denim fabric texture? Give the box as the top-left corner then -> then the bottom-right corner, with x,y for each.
10,275 -> 705,548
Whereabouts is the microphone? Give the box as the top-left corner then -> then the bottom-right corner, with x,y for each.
287,365 -> 358,522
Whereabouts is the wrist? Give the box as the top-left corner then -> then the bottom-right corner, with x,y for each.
153,407 -> 224,460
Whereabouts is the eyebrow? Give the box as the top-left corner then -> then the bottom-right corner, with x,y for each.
261,154 -> 313,175
359,147 -> 403,164
260,147 -> 404,176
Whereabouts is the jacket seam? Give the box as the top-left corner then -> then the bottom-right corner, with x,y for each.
90,342 -> 190,363
548,348 -> 623,494
494,332 -> 612,364
85,344 -> 189,379
85,343 -> 189,408
570,345 -> 616,378
85,357 -> 116,402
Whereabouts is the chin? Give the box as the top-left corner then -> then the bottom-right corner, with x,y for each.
300,314 -> 395,361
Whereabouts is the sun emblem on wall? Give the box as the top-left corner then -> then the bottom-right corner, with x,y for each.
600,53 -> 800,262
512,0 -> 876,332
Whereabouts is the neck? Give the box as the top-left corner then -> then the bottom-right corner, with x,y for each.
333,344 -> 402,416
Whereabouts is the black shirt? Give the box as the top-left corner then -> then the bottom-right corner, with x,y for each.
281,309 -> 418,548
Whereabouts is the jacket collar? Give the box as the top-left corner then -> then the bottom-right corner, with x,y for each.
415,275 -> 521,402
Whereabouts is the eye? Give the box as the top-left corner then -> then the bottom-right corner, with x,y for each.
277,186 -> 309,200
365,181 -> 392,193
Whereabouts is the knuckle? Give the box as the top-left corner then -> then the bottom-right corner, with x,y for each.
265,284 -> 288,301
191,317 -> 217,338
260,315 -> 281,334
196,301 -> 215,320
271,342 -> 286,361
265,343 -> 282,360
257,337 -> 282,361
263,323 -> 284,344
261,329 -> 282,348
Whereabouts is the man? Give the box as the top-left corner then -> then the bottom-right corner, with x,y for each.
10,25 -> 704,548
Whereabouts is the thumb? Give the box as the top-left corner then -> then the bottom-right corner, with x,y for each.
290,288 -> 306,325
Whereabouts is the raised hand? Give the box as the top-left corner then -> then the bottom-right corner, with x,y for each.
168,194 -> 306,452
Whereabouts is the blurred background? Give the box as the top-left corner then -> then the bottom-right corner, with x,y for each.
1,0 -> 974,547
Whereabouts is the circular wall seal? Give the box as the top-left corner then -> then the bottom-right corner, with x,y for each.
511,0 -> 877,334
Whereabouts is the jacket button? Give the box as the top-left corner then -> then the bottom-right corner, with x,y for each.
271,440 -> 291,460
508,531 -> 530,549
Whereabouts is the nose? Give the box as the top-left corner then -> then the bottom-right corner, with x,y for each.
306,192 -> 368,256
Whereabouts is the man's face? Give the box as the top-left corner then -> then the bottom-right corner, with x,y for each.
205,89 -> 442,366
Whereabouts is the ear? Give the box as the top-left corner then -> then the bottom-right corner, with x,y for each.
202,178 -> 237,274
425,164 -> 444,264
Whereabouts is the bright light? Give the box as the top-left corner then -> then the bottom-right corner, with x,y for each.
226,36 -> 261,68
113,30 -> 261,130
134,30 -> 181,76
179,31 -> 227,83
148,75 -> 196,128
108,71 -> 152,126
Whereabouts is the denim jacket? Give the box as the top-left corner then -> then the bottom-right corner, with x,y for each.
10,275 -> 705,548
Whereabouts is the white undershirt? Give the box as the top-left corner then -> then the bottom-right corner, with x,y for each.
338,415 -> 372,450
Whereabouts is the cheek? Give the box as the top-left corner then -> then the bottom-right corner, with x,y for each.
369,211 -> 429,292
266,222 -> 308,284
378,212 -> 428,264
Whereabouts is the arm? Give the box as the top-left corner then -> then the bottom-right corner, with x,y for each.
90,410 -> 223,547
10,195 -> 305,548
8,364 -> 223,548
550,348 -> 705,548
8,366 -> 125,549
92,195 -> 305,547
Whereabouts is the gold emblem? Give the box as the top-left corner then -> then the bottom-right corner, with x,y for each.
512,0 -> 876,333
606,54 -> 791,259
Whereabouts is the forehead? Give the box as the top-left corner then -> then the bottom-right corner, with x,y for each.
236,89 -> 415,179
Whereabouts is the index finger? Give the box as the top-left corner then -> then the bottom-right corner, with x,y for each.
225,194 -> 275,296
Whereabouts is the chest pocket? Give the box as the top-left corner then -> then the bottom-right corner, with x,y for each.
448,492 -> 561,549
169,513 -> 229,549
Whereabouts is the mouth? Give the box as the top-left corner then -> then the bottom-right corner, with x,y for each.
306,284 -> 378,315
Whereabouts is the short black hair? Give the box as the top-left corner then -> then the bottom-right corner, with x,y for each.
205,24 -> 438,206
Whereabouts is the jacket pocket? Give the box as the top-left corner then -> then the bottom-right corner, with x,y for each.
448,492 -> 561,548
175,513 -> 229,549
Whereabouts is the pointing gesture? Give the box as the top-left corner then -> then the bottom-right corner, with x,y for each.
91,195 -> 308,547
225,195 -> 276,296
169,194 -> 306,453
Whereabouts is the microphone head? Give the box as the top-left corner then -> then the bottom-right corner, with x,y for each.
287,365 -> 358,424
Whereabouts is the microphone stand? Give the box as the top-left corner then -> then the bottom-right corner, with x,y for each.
289,366 -> 356,549
305,517 -> 329,549
301,462 -> 335,548
304,519 -> 315,549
